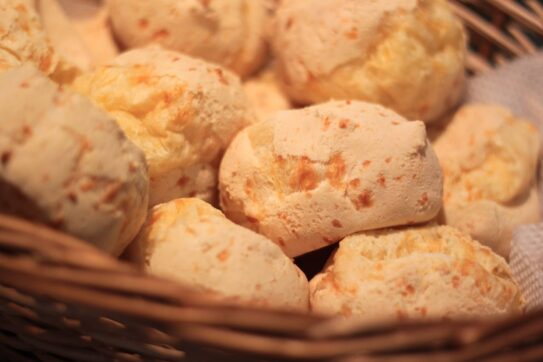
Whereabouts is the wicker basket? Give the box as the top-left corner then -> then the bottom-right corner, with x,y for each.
2,1 -> 543,361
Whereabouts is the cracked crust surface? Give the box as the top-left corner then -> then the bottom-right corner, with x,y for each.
219,101 -> 443,257
310,225 -> 524,321
132,198 -> 309,311
73,46 -> 256,206
433,104 -> 541,257
272,0 -> 467,122
0,65 -> 149,256
0,0 -> 80,82
107,0 -> 269,77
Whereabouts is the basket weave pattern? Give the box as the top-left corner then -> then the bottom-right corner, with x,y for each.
1,1 -> 543,361
1,215 -> 543,362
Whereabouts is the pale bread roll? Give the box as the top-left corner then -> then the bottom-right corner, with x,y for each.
271,0 -> 467,123
107,0 -> 269,77
0,65 -> 149,256
433,104 -> 541,257
0,0 -> 79,82
310,225 -> 524,321
219,101 -> 443,257
243,66 -> 291,121
73,46 -> 256,206
132,198 -> 309,311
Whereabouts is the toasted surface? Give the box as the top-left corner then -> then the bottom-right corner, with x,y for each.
74,46 -> 256,206
310,225 -> 524,321
133,198 -> 309,311
219,100 -> 443,257
433,104 -> 541,257
107,0 -> 269,77
0,65 -> 149,255
272,0 -> 467,122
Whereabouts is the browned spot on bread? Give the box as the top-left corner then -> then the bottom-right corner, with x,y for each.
138,18 -> 149,28
277,237 -> 286,247
213,68 -> 228,85
80,179 -> 97,192
246,215 -> 259,224
177,176 -> 189,187
101,182 -> 122,203
20,81 -> 29,88
362,160 -> 371,168
326,153 -> 345,188
417,307 -> 427,317
21,125 -> 32,137
339,119 -> 349,129
286,17 -> 294,29
217,249 -> 229,262
244,178 -> 257,201
401,284 -> 415,296
275,155 -> 286,166
40,54 -> 53,73
67,192 -> 78,204
460,260 -> 475,276
322,116 -> 331,131
255,284 -> 262,291
277,212 -> 288,221
385,157 -> 392,164
345,26 -> 358,39
349,178 -> 360,188
163,92 -> 174,105
354,189 -> 374,209
1,151 -> 11,166
15,4 -> 27,13
452,275 -> 460,288
377,173 -> 386,188
133,72 -> 154,85
332,219 -> 342,228
290,157 -> 318,191
418,192 -> 428,206
391,121 -> 400,126
152,29 -> 170,40
393,175 -> 404,182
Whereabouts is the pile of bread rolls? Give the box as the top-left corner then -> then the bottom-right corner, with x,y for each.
0,0 -> 539,322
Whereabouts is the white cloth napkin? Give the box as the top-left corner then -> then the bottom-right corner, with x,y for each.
466,52 -> 543,310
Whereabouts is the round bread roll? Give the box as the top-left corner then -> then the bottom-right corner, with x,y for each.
73,46 -> 256,206
433,104 -> 541,258
219,101 -> 443,257
0,0 -> 78,81
271,0 -> 467,123
310,225 -> 524,321
107,0 -> 269,78
0,65 -> 149,256
243,66 -> 291,121
132,198 -> 309,311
